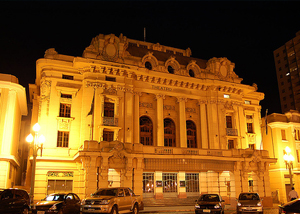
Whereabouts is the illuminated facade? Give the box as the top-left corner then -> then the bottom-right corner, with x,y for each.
274,31 -> 300,113
28,33 -> 275,206
0,73 -> 28,188
262,110 -> 300,203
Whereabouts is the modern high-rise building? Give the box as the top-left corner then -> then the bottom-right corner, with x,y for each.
274,31 -> 300,113
27,33 -> 275,206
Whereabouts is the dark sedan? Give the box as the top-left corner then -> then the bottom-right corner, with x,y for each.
195,194 -> 225,214
279,198 -> 300,214
34,193 -> 80,214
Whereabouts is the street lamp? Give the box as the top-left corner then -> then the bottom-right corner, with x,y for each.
283,146 -> 295,188
26,123 -> 45,210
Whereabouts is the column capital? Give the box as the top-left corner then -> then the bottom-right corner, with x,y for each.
155,94 -> 165,100
176,97 -> 187,103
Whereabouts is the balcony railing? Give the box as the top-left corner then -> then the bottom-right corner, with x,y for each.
226,128 -> 238,136
102,117 -> 118,126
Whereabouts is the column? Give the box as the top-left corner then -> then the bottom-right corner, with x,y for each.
207,99 -> 219,149
178,172 -> 187,198
237,106 -> 247,148
199,100 -> 208,149
99,155 -> 109,188
82,155 -> 98,197
156,94 -> 164,147
133,158 -> 143,196
253,110 -> 262,149
133,93 -> 141,144
155,171 -> 163,199
178,97 -> 187,148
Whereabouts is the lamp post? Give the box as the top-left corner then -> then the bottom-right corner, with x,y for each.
26,123 -> 45,210
283,146 -> 295,188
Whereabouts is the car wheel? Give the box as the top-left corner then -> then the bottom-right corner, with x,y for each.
22,208 -> 29,214
132,204 -> 139,214
111,206 -> 118,214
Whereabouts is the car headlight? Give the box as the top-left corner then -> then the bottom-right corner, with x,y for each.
101,200 -> 110,205
257,202 -> 262,206
237,202 -> 241,206
195,204 -> 200,209
214,204 -> 221,209
81,199 -> 86,205
49,204 -> 57,210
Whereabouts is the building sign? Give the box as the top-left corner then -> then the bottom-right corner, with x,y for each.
156,180 -> 163,187
47,171 -> 74,177
152,85 -> 172,91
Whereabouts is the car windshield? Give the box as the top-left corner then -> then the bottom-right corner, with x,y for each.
94,189 -> 118,196
45,194 -> 65,201
239,193 -> 260,200
199,194 -> 220,202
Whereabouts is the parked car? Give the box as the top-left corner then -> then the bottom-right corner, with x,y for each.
236,192 -> 263,214
81,187 -> 143,214
0,188 -> 30,214
194,193 -> 225,214
279,198 -> 300,214
33,192 -> 81,214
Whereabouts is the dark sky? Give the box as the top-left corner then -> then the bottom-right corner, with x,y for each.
1,1 -> 300,116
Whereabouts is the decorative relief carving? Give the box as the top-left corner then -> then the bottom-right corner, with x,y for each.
139,102 -> 153,108
224,101 -> 234,110
57,118 -> 74,131
163,105 -> 175,111
177,97 -> 187,103
186,108 -> 196,113
155,94 -> 165,100
108,142 -> 127,169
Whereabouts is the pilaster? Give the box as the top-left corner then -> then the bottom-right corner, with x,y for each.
156,94 -> 165,147
199,100 -> 208,149
178,97 -> 187,148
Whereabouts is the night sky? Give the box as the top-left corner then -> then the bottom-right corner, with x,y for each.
1,1 -> 300,116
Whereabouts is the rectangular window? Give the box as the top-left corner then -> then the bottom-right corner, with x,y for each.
245,100 -> 251,105
226,116 -> 233,128
104,102 -> 114,117
61,94 -> 72,99
281,129 -> 286,140
228,140 -> 234,149
47,180 -> 72,195
247,123 -> 254,133
295,130 -> 300,141
185,173 -> 199,193
105,76 -> 116,82
103,130 -> 114,142
143,173 -> 154,193
297,150 -> 300,163
59,103 -> 71,117
62,74 -> 74,80
224,94 -> 230,99
57,131 -> 69,147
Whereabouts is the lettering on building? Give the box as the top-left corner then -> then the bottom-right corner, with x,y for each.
152,85 -> 172,91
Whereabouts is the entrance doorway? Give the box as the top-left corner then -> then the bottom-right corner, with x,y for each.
108,169 -> 120,187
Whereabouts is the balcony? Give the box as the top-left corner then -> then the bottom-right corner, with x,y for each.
102,117 -> 118,126
226,128 -> 238,136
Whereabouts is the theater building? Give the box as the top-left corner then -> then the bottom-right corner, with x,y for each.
28,33 -> 275,206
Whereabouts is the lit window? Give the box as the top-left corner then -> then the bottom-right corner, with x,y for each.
224,94 -> 230,99
286,73 -> 290,76
245,100 -> 251,105
57,131 -> 69,147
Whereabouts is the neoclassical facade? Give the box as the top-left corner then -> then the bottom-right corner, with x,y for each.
28,33 -> 275,206
0,73 -> 28,188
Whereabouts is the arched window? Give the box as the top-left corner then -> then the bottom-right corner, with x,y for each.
164,118 -> 176,147
167,65 -> 175,74
145,61 -> 152,70
189,69 -> 195,77
186,120 -> 197,148
140,116 -> 153,145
